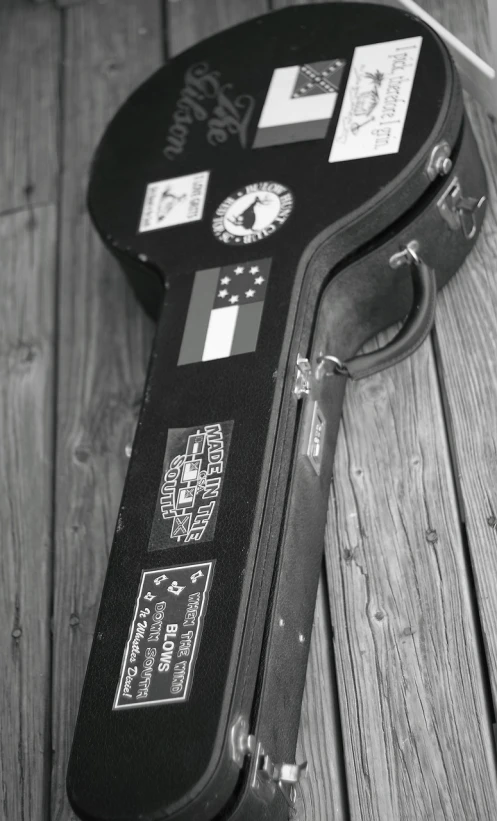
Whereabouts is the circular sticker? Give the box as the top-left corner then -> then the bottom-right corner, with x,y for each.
212,182 -> 294,245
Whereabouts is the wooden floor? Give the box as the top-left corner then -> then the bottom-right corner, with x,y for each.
2,0 -> 497,819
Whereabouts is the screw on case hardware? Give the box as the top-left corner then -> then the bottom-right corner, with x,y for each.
437,176 -> 486,239
426,141 -> 453,180
230,716 -> 256,768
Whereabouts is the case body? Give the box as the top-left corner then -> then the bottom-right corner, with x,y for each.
67,5 -> 487,820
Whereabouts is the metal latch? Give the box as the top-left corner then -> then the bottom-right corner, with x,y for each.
230,717 -> 307,807
294,352 -> 348,399
252,740 -> 308,806
437,176 -> 486,239
294,355 -> 312,397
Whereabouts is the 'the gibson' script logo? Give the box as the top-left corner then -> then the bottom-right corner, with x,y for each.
163,62 -> 255,159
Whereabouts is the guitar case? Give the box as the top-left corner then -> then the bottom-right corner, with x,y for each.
67,4 -> 488,820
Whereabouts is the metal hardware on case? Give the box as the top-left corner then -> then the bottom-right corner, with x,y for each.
306,402 -> 326,475
294,355 -> 312,397
250,739 -> 307,807
230,716 -> 256,768
230,717 -> 307,807
315,353 -> 348,379
389,240 -> 420,269
426,141 -> 452,180
437,176 -> 486,239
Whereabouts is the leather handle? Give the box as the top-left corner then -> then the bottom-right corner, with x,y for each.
341,256 -> 437,381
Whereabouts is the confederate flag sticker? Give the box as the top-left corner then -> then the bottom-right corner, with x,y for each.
253,59 -> 346,148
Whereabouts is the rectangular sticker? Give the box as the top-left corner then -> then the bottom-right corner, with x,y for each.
178,258 -> 271,365
114,561 -> 215,709
148,421 -> 233,550
138,170 -> 209,232
329,37 -> 422,163
253,59 -> 346,148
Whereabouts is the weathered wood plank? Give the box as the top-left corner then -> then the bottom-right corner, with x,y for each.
167,0 -> 268,56
50,2 -> 162,818
0,0 -> 59,212
435,97 -> 497,723
295,577 -> 348,821
0,205 -> 56,821
405,0 -> 490,64
326,328 -> 497,820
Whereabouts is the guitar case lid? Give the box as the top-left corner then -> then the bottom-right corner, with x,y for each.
88,1 -> 461,318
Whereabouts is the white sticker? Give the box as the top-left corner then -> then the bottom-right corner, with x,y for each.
329,37 -> 422,163
138,171 -> 210,232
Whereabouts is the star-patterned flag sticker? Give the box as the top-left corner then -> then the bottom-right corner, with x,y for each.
213,261 -> 269,309
178,258 -> 272,365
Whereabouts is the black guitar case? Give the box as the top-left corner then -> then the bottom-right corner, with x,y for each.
67,4 -> 488,820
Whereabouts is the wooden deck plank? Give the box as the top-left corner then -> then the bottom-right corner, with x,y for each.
50,2 -> 162,818
409,0 -> 497,730
167,0 -> 268,56
326,327 -> 497,820
0,3 -> 59,819
0,0 -> 59,213
0,205 -> 56,821
435,97 -> 497,723
295,578 -> 348,821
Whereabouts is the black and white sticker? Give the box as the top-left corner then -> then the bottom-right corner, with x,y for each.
329,37 -> 422,163
212,182 -> 293,245
114,561 -> 215,709
138,170 -> 210,232
148,421 -> 233,550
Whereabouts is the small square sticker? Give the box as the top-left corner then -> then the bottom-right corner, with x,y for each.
138,171 -> 210,232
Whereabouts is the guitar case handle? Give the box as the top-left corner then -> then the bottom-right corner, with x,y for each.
320,248 -> 437,381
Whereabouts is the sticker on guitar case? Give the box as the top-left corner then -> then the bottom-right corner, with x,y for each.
148,421 -> 233,550
114,561 -> 215,709
329,37 -> 422,163
253,59 -> 346,148
178,258 -> 271,364
138,170 -> 209,232
212,182 -> 293,244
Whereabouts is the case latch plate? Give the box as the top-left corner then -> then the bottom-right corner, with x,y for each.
437,176 -> 486,239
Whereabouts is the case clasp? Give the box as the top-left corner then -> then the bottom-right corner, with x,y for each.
294,355 -> 312,397
437,176 -> 486,239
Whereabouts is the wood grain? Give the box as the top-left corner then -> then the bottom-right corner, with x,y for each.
413,0 -> 497,726
0,206 -> 56,821
0,4 -> 59,819
0,0 -> 59,213
295,578 -> 348,821
50,2 -> 161,818
326,327 -> 497,820
167,0 -> 268,56
435,98 -> 497,722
